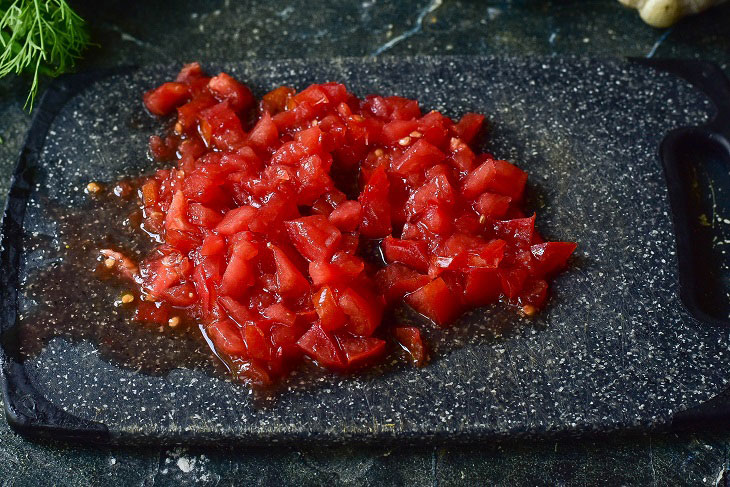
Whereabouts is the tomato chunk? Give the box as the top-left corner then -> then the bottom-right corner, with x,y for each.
406,278 -> 461,327
297,323 -> 345,369
144,82 -> 190,116
393,326 -> 427,366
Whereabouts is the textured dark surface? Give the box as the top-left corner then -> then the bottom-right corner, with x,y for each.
1,0 -> 730,485
4,56 -> 728,444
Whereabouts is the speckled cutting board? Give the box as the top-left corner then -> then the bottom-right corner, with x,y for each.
2,56 -> 730,444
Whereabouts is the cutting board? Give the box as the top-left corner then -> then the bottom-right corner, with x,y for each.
2,57 -> 730,444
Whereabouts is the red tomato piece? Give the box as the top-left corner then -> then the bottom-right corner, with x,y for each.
162,282 -> 197,307
328,200 -> 362,232
215,206 -> 257,235
313,286 -> 347,331
207,319 -> 246,356
359,166 -> 392,238
463,268 -> 502,306
475,192 -> 512,219
247,112 -> 279,151
208,72 -> 255,113
374,264 -> 431,304
462,158 -> 527,200
530,242 -> 577,276
452,113 -> 485,144
133,301 -> 171,324
284,215 -> 342,262
219,240 -> 257,297
337,334 -> 386,367
296,323 -> 345,369
143,82 -> 190,116
338,287 -> 383,337
261,303 -> 297,327
494,214 -> 536,249
218,295 -> 254,325
393,326 -> 427,366
391,139 -> 445,175
269,243 -> 311,297
381,236 -> 429,273
406,278 -> 461,327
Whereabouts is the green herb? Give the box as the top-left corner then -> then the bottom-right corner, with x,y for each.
0,0 -> 90,110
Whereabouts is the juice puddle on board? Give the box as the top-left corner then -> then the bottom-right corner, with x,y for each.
13,182 -> 526,402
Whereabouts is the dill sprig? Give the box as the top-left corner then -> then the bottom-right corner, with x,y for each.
0,0 -> 90,110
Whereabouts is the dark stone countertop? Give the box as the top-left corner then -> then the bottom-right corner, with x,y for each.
0,1 -> 729,485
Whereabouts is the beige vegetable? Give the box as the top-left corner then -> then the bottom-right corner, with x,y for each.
619,0 -> 727,27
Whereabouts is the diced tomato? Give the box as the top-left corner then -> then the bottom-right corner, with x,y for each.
391,139 -> 445,175
269,243 -> 311,297
284,215 -> 342,262
452,113 -> 485,144
261,302 -> 297,326
328,200 -> 362,232
337,334 -> 386,367
475,192 -> 511,219
359,166 -> 392,238
313,286 -> 346,331
498,267 -> 529,299
201,234 -> 226,256
198,102 -> 246,150
375,264 -> 431,303
219,240 -> 257,297
393,326 -> 427,366
144,82 -> 190,116
494,214 -> 536,249
406,278 -> 461,326
219,295 -> 254,325
208,72 -> 255,113
530,242 -> 577,276
462,158 -> 527,200
162,282 -> 198,307
247,112 -> 279,151
215,206 -> 257,235
127,65 -> 576,385
297,323 -> 345,369
338,287 -> 383,337
133,301 -> 171,324
381,236 -> 429,273
207,319 -> 246,355
464,268 -> 502,306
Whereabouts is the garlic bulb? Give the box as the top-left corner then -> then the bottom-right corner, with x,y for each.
619,0 -> 727,27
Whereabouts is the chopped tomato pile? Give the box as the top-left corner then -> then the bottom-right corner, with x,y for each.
110,63 -> 575,385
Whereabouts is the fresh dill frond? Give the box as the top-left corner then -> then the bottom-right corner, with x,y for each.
0,0 -> 90,110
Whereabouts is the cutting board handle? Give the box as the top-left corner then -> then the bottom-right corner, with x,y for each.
635,58 -> 730,325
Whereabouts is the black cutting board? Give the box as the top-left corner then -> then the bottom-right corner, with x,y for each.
2,56 -> 730,444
